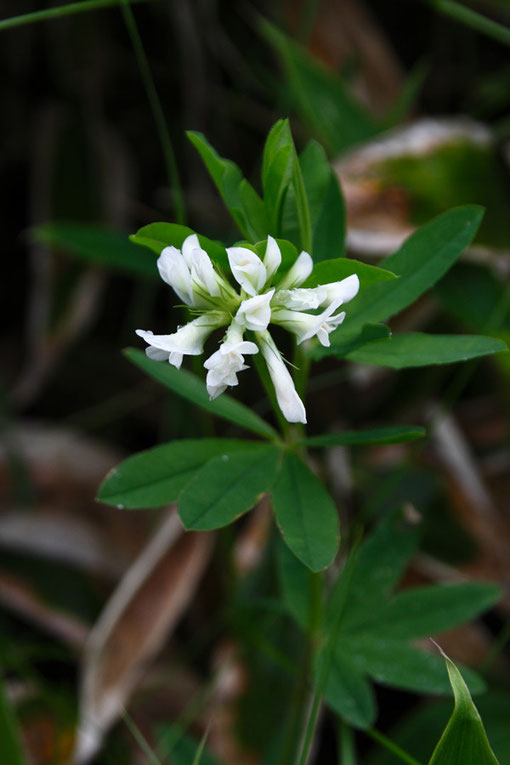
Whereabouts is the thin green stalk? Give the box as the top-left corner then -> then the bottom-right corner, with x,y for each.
427,0 -> 510,48
366,727 -> 421,765
296,538 -> 362,765
122,708 -> 163,765
292,148 -> 312,254
0,0 -> 146,32
119,0 -> 186,224
338,720 -> 357,765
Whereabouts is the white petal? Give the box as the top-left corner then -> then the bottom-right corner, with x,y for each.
256,331 -> 306,424
146,346 -> 169,361
236,290 -> 274,331
157,246 -> 194,306
136,313 -> 227,357
321,274 -> 360,306
263,235 -> 282,282
190,249 -> 220,297
276,251 -> 313,289
273,286 -> 326,311
227,247 -> 267,296
181,233 -> 201,268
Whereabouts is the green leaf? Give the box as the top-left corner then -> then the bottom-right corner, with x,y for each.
125,348 -> 277,439
429,651 -> 499,764
341,206 -> 484,335
338,509 -> 421,630
301,425 -> 426,448
299,140 -> 346,261
338,637 -> 485,696
271,452 -> 339,571
303,258 -> 396,290
97,438 -> 260,509
187,131 -> 268,242
261,21 -> 379,155
346,333 -> 508,368
179,445 -> 281,530
0,673 -> 24,765
321,651 -> 376,729
33,221 -> 158,278
130,222 -> 230,271
310,323 -> 391,360
355,583 -> 501,640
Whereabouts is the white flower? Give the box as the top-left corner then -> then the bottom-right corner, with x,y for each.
318,274 -> 360,307
273,287 -> 326,311
136,312 -> 228,368
236,289 -> 275,331
277,250 -> 313,290
263,235 -> 282,282
271,300 -> 347,347
227,246 -> 267,296
256,331 -> 306,424
157,246 -> 194,306
204,322 -> 258,399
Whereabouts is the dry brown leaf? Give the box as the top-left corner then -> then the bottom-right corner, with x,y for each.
74,511 -> 212,764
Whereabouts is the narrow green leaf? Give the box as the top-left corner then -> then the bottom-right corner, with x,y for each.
97,438 -> 260,509
130,222 -> 229,271
299,140 -> 346,261
303,258 -> 395,290
187,131 -> 267,242
338,509 -> 420,629
271,452 -> 340,571
124,348 -> 277,439
322,652 -> 376,729
346,333 -> 508,369
0,673 -> 24,765
339,637 -> 485,696
179,445 -> 281,530
33,221 -> 157,277
355,583 -> 501,640
261,22 -> 379,155
301,425 -> 426,448
341,206 -> 484,334
429,650 -> 499,764
310,323 -> 391,360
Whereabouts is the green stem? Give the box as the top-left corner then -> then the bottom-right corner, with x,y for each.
366,727 -> 422,765
426,0 -> 510,48
292,147 -> 312,254
338,720 -> 357,765
119,0 -> 186,224
0,0 -> 147,32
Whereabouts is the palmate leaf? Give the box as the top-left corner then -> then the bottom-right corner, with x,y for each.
428,650 -> 499,764
125,348 -> 277,440
97,438 -> 263,509
282,510 -> 500,729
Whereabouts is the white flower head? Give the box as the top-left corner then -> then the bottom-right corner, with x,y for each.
236,289 -> 275,331
256,331 -> 306,424
227,246 -> 267,296
204,322 -> 258,399
137,227 -> 361,425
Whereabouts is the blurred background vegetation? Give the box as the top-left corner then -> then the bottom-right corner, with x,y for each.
2,1 -> 510,763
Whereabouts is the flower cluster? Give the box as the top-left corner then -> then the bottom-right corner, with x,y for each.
136,234 -> 359,424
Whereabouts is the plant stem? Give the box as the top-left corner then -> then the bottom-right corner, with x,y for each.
427,0 -> 510,48
338,720 -> 357,765
366,727 -> 422,765
0,0 -> 147,32
119,0 -> 186,224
